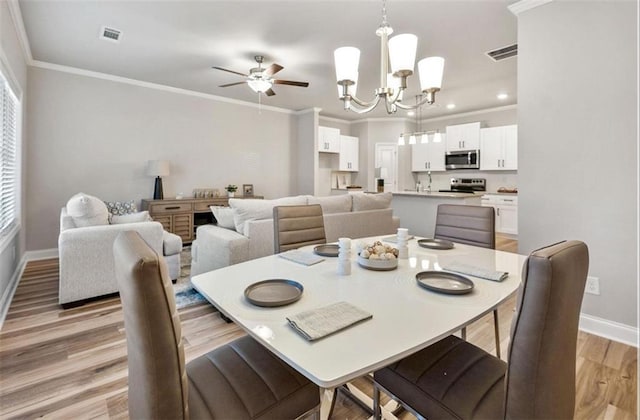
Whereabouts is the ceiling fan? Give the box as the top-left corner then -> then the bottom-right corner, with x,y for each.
212,55 -> 309,96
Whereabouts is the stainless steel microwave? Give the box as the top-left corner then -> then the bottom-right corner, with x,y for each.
445,150 -> 480,170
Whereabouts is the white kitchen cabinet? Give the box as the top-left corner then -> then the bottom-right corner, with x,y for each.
445,122 -> 481,151
480,125 -> 518,170
411,136 -> 446,172
339,135 -> 359,171
481,194 -> 518,235
318,126 -> 340,153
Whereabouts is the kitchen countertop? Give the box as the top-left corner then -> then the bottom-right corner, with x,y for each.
392,191 -> 482,198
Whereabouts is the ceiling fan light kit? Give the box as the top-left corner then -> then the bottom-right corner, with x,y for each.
213,55 -> 309,97
334,0 -> 445,114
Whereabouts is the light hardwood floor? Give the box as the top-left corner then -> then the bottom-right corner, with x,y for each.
0,237 -> 637,419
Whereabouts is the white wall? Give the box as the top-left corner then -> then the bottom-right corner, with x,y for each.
27,67 -> 299,250
517,1 -> 637,328
0,0 -> 28,322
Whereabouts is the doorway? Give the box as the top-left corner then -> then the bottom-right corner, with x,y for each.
374,143 -> 398,192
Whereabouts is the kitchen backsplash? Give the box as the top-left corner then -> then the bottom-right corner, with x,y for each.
412,170 -> 518,193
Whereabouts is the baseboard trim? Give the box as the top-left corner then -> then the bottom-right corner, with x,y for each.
0,254 -> 27,329
579,313 -> 638,347
24,248 -> 58,261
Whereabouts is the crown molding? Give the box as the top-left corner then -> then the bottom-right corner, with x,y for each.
508,0 -> 553,16
421,104 -> 517,123
355,117 -> 410,124
30,60 -> 296,115
294,107 -> 322,116
319,114 -> 351,125
6,0 -> 33,64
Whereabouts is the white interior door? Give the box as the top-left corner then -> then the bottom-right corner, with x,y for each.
375,143 -> 398,192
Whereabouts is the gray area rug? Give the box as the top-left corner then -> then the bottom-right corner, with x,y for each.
173,246 -> 208,309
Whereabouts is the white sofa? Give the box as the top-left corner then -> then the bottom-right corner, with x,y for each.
191,193 -> 400,276
58,194 -> 183,306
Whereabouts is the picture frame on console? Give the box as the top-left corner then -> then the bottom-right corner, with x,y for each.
243,184 -> 254,196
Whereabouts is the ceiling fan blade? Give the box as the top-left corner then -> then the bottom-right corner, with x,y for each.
212,66 -> 248,77
273,79 -> 310,88
263,63 -> 284,77
218,81 -> 247,88
265,88 -> 276,97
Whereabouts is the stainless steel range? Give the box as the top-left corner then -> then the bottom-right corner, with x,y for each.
439,178 -> 486,193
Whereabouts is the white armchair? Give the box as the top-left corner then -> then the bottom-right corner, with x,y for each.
58,197 -> 183,307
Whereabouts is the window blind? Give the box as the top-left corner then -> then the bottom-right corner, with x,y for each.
0,70 -> 18,238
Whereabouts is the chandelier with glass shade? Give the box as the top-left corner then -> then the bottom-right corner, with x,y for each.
334,0 -> 445,114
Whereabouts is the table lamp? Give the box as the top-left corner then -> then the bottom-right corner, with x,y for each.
146,160 -> 170,200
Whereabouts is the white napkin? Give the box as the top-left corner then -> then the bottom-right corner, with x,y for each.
278,250 -> 325,266
287,301 -> 373,341
443,262 -> 509,282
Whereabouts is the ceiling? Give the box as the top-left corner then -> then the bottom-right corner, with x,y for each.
18,0 -> 518,120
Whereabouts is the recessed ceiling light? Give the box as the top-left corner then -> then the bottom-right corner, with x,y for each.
446,104 -> 456,110
407,111 -> 415,116
497,93 -> 509,100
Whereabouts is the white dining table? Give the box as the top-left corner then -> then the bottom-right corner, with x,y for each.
191,236 -> 528,418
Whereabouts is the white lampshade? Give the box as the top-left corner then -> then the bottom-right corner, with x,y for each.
409,134 -> 416,145
421,133 -> 429,144
334,47 -> 360,82
398,134 -> 405,145
380,167 -> 389,179
388,34 -> 417,75
146,160 -> 170,177
433,131 -> 442,143
418,56 -> 445,91
248,79 -> 272,93
387,73 -> 401,89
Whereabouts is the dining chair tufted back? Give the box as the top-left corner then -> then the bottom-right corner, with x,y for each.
372,240 -> 589,420
504,240 -> 589,418
434,204 -> 496,249
114,230 -> 320,420
273,204 -> 327,253
114,230 -> 188,419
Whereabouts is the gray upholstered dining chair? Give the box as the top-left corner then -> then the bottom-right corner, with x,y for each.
273,204 -> 327,253
434,203 -> 501,356
114,231 -> 320,420
434,204 -> 496,249
373,240 -> 589,420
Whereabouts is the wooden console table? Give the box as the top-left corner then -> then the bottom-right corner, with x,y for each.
141,196 -> 262,243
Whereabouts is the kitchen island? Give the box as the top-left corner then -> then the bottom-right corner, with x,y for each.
392,191 -> 482,237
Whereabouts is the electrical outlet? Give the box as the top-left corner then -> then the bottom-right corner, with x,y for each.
585,276 -> 600,295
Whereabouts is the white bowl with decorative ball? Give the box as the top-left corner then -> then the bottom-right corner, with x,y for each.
357,255 -> 398,271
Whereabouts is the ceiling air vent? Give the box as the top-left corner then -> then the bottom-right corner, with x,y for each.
100,26 -> 121,42
486,44 -> 517,61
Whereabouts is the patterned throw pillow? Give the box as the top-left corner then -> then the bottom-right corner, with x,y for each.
110,211 -> 152,224
104,200 -> 138,216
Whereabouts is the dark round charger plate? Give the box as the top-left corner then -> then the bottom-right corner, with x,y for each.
244,279 -> 304,307
314,244 -> 340,257
417,238 -> 455,250
416,271 -> 474,295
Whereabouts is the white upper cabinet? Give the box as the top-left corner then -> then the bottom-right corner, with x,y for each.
339,135 -> 359,171
411,135 -> 446,172
445,122 -> 481,151
480,125 -> 518,170
318,126 -> 340,153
